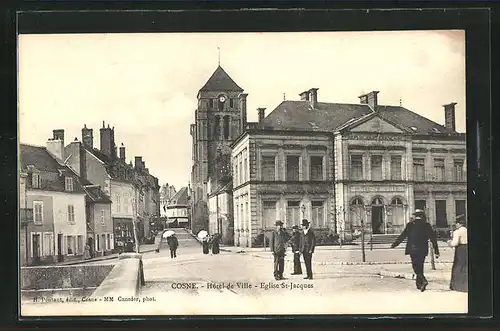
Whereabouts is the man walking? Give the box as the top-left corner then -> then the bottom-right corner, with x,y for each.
299,219 -> 316,280
270,220 -> 288,280
289,225 -> 303,275
390,210 -> 440,292
167,234 -> 179,259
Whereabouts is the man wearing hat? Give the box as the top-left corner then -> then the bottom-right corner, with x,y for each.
270,220 -> 288,280
299,219 -> 316,280
391,210 -> 440,292
289,225 -> 303,275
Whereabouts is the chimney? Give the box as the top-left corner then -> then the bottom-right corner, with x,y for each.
257,108 -> 266,124
443,102 -> 457,132
119,143 -> 126,161
81,124 -> 94,149
53,129 -> 64,146
46,131 -> 64,161
299,91 -> 310,101
142,161 -> 146,169
359,91 -> 379,109
239,93 -> 248,132
309,88 -> 319,108
100,121 -> 113,156
135,156 -> 143,170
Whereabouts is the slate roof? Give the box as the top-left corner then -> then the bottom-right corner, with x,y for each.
20,144 -> 85,193
260,101 -> 372,132
260,100 -> 462,136
376,105 -> 458,135
168,187 -> 189,206
199,66 -> 243,92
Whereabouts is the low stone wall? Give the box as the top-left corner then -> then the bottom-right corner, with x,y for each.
21,264 -> 114,290
91,253 -> 145,298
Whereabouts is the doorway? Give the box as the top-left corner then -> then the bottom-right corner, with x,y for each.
371,197 -> 385,234
32,233 -> 41,264
57,234 -> 63,262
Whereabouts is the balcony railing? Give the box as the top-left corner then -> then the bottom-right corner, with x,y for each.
20,208 -> 33,225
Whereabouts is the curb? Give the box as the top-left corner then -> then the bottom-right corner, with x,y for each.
378,269 -> 451,282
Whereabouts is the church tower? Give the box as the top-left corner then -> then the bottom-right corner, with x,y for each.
190,66 -> 247,233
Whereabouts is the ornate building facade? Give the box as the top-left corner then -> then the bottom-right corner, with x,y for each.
231,88 -> 466,247
190,66 -> 247,234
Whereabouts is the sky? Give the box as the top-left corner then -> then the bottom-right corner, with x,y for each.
18,30 -> 466,190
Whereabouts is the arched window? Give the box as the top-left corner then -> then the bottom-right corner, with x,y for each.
351,197 -> 364,206
218,98 -> 225,112
223,115 -> 230,139
391,197 -> 403,205
372,197 -> 384,205
349,197 -> 364,230
391,197 -> 405,232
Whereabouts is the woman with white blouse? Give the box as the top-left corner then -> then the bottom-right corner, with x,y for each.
447,214 -> 468,292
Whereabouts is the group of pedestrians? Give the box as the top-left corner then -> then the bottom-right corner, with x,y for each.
270,219 -> 316,280
390,210 -> 468,293
202,233 -> 221,255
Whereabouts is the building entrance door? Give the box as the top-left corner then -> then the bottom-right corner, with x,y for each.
32,233 -> 41,264
57,234 -> 63,262
371,206 -> 384,234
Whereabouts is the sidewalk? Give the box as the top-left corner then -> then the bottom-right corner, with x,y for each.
56,244 -> 158,266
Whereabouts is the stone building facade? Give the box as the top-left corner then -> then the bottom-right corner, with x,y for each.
230,88 -> 466,246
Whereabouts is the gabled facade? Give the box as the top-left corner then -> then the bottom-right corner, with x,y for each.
191,66 -> 248,234
333,92 -> 466,236
20,142 -> 87,265
83,183 -> 113,256
166,187 -> 190,228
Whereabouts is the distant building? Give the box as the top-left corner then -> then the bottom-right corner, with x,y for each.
20,142 -> 87,265
166,187 -> 190,228
231,88 -> 466,246
190,66 -> 247,234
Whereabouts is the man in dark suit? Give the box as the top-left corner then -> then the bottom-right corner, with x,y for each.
299,219 -> 316,280
289,225 -> 303,275
270,220 -> 288,280
390,210 -> 440,292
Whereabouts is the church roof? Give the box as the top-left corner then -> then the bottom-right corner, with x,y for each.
199,66 -> 243,92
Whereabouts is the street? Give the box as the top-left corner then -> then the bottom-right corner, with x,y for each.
137,229 -> 467,315
21,229 -> 467,316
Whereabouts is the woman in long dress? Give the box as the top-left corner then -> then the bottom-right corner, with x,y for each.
447,214 -> 468,292
202,236 -> 210,254
211,233 -> 220,255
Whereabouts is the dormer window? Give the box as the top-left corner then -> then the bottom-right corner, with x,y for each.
432,128 -> 440,133
65,177 -> 74,191
32,173 -> 40,188
410,126 -> 418,132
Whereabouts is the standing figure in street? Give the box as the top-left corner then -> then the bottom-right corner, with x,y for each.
211,233 -> 221,255
299,219 -> 316,280
390,210 -> 440,292
83,243 -> 92,260
167,234 -> 179,259
289,225 -> 302,275
202,236 -> 210,255
270,220 -> 287,280
448,214 -> 468,292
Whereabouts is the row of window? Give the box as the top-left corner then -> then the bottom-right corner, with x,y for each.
349,154 -> 465,182
30,173 -> 74,191
261,200 -> 325,228
260,155 -> 325,181
208,98 -> 235,110
415,199 -> 467,228
32,201 -> 106,225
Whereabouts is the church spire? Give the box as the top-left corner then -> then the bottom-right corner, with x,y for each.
217,46 -> 221,66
